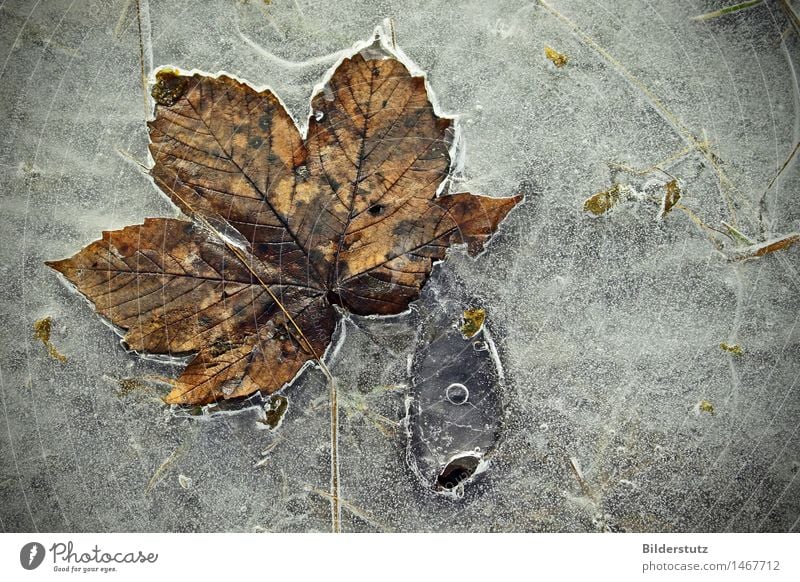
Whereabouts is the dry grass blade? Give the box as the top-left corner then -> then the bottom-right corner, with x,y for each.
691,0 -> 765,22
732,233 -> 800,260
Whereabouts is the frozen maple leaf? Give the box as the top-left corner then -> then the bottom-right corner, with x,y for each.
46,46 -> 522,405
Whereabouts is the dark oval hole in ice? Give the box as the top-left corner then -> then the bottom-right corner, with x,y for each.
437,455 -> 480,490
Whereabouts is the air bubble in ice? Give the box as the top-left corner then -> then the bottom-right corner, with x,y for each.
445,383 -> 469,405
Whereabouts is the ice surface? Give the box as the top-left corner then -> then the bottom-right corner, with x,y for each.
1,0 -> 799,532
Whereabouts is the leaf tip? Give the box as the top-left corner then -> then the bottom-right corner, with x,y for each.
496,192 -> 525,224
44,258 -> 68,274
162,389 -> 185,405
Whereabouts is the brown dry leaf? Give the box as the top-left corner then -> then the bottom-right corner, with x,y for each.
658,179 -> 681,220
732,232 -> 800,261
46,47 -> 522,406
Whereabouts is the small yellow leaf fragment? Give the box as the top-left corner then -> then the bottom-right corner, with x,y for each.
33,317 -> 67,363
33,316 -> 52,343
460,307 -> 486,338
584,184 -> 623,215
698,400 -> 715,414
658,179 -> 682,220
719,342 -> 743,356
545,45 -> 569,68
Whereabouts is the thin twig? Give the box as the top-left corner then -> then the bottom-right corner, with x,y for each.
690,0 -> 765,22
308,487 -> 391,532
114,147 -> 149,172
758,141 -> 800,237
134,0 -> 150,122
779,0 -> 800,34
145,444 -> 187,493
113,0 -> 134,38
569,456 -> 595,500
608,140 -> 710,177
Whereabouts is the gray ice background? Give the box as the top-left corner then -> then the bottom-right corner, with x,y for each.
1,0 -> 799,532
